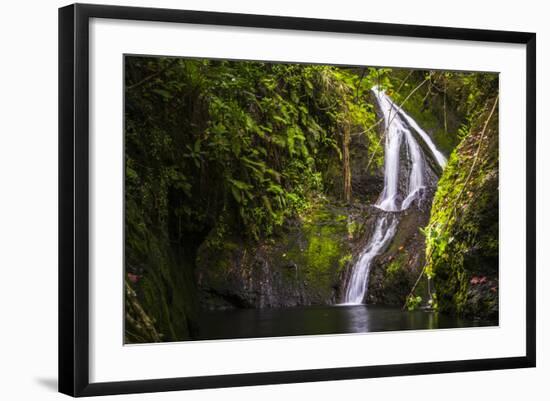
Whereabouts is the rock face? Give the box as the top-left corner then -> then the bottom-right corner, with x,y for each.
196,203 -> 364,309
365,200 -> 434,306
425,100 -> 499,320
125,202 -> 200,342
196,197 -> 435,310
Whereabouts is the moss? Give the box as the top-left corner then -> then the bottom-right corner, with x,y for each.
196,200 -> 353,306
285,203 -> 350,293
305,227 -> 341,270
197,238 -> 238,279
386,258 -> 402,278
381,252 -> 408,290
339,253 -> 353,269
125,198 -> 199,343
336,214 -> 348,222
347,220 -> 360,239
424,100 -> 499,319
302,229 -> 340,286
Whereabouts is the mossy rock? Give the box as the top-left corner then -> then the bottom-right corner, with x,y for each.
196,201 -> 359,309
425,100 -> 499,320
125,199 -> 199,343
366,206 -> 432,306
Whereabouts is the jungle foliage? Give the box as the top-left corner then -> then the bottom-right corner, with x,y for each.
125,57 -> 392,242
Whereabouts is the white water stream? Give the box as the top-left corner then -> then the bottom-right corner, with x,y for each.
343,87 -> 447,305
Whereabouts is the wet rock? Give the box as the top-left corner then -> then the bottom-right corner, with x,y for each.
366,205 -> 432,306
196,202 -> 363,310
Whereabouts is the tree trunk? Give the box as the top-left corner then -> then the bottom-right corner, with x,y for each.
342,123 -> 352,203
125,281 -> 163,343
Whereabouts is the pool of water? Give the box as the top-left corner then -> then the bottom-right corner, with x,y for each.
192,304 -> 497,341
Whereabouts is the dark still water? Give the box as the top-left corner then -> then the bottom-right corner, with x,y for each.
193,305 -> 497,341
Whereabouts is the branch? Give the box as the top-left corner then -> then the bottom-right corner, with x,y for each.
126,58 -> 179,91
355,68 -> 367,101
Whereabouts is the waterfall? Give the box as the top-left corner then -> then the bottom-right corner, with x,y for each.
344,214 -> 398,304
342,86 -> 447,305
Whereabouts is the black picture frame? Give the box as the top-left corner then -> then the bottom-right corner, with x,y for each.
59,3 -> 536,397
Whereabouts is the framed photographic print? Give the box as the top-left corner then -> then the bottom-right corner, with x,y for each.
58,3 -> 536,397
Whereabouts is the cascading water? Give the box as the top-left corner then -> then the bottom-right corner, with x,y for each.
344,214 -> 398,304
343,86 -> 447,305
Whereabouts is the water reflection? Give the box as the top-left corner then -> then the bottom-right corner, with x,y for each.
193,305 -> 496,341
